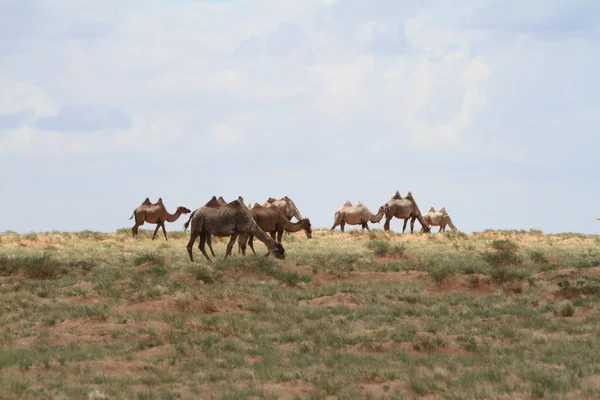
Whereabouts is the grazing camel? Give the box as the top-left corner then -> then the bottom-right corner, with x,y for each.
186,200 -> 285,262
422,207 -> 459,233
383,191 -> 430,234
244,204 -> 312,255
129,198 -> 190,240
262,196 -> 303,221
330,201 -> 385,232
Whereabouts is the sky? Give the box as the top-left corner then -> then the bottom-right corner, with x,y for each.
1,0 -> 599,234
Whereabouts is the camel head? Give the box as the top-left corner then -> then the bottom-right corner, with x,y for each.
177,206 -> 191,215
301,218 -> 312,239
267,242 -> 286,259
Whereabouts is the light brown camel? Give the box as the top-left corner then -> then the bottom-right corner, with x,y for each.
422,207 -> 459,233
262,196 -> 303,221
330,201 -> 385,232
186,200 -> 285,262
383,191 -> 430,234
244,204 -> 312,255
129,198 -> 190,240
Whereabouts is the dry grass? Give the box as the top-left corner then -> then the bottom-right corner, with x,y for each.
1,228 -> 599,399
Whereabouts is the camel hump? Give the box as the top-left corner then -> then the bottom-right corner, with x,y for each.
252,203 -> 263,209
440,207 -> 447,214
392,191 -> 402,200
428,207 -> 435,212
204,196 -> 221,208
343,200 -> 353,207
225,199 -> 245,209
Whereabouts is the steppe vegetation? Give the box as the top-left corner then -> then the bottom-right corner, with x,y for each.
1,228 -> 600,399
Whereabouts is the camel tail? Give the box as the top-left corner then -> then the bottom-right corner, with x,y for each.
183,216 -> 192,231
447,216 -> 459,232
129,212 -> 134,220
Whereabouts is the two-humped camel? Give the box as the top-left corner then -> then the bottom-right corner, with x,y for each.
183,196 -> 247,257
422,207 -> 459,233
330,201 -> 385,232
186,199 -> 285,262
244,204 -> 312,255
383,191 -> 431,233
129,198 -> 191,240
262,196 -> 303,222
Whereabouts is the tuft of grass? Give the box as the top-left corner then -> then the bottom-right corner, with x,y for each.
22,253 -> 66,279
133,251 -> 165,266
554,300 -> 575,317
367,240 -> 405,257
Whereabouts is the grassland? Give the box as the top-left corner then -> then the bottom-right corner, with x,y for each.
1,228 -> 600,399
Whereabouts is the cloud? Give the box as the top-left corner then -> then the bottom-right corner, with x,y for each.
0,109 -> 35,130
35,105 -> 132,132
1,0 -> 599,234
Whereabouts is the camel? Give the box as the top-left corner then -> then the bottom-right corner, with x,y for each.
244,204 -> 312,255
330,201 -> 385,232
186,199 -> 285,262
383,191 -> 431,234
422,207 -> 459,233
262,196 -> 303,221
129,198 -> 191,240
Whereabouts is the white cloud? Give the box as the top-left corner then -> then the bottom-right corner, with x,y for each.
1,0 -> 600,233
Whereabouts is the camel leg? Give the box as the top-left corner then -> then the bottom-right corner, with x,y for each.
402,218 -> 408,234
238,233 -> 249,256
160,222 -> 168,240
247,234 -> 257,255
330,222 -> 338,231
206,234 -> 216,257
383,217 -> 391,232
361,221 -> 370,232
151,220 -> 163,240
341,222 -> 345,232
186,231 -> 200,262
225,234 -> 239,258
199,233 -> 212,262
277,229 -> 283,243
439,226 -> 443,233
410,216 -> 416,234
269,232 -> 276,240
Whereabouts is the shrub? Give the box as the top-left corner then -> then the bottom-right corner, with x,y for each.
490,239 -> 519,253
367,240 -> 405,257
22,253 -> 66,280
554,300 -> 575,317
133,251 -> 165,266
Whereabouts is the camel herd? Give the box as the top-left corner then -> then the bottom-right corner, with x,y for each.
128,191 -> 459,262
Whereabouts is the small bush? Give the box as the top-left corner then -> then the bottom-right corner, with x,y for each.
0,254 -> 20,276
490,239 -> 519,253
490,267 -> 530,284
191,266 -> 216,284
74,230 -> 108,241
367,240 -> 405,257
529,251 -> 549,264
133,251 -> 165,266
22,253 -> 66,279
554,300 -> 575,317
428,267 -> 452,285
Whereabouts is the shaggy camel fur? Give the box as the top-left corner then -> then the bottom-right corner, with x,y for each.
186,200 -> 285,262
422,207 -> 459,233
383,191 -> 430,234
244,204 -> 312,255
262,196 -> 303,221
184,196 -> 249,257
330,201 -> 385,232
129,198 -> 190,240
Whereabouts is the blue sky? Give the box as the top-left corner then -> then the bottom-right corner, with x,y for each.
1,0 -> 599,234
